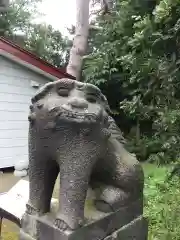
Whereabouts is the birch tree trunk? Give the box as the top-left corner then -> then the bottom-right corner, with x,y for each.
66,0 -> 90,81
0,0 -> 9,12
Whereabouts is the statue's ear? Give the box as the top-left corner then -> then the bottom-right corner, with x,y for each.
101,94 -> 112,114
31,81 -> 55,103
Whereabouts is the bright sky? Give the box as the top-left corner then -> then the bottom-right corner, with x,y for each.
37,0 -> 76,36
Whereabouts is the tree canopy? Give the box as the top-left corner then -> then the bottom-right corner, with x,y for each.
0,0 -> 71,67
83,0 -> 180,164
2,0 -> 180,164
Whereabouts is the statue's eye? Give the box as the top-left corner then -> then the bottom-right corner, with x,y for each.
57,87 -> 69,97
86,94 -> 97,103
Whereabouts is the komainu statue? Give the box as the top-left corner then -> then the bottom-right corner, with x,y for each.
24,78 -> 144,232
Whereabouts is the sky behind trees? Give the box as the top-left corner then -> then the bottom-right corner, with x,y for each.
37,0 -> 76,36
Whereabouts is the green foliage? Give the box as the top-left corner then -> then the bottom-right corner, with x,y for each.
83,0 -> 180,164
0,0 -> 71,67
24,23 -> 71,67
0,0 -> 42,36
143,163 -> 180,239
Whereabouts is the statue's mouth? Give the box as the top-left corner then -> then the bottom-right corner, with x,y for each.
50,106 -> 101,124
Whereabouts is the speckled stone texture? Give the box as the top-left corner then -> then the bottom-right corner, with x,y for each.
21,78 -> 146,238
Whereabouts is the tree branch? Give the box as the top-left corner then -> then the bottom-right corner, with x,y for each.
101,0 -> 113,15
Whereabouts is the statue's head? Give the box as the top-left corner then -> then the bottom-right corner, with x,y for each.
31,78 -> 109,128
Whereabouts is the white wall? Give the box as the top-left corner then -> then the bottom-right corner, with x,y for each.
0,56 -> 51,168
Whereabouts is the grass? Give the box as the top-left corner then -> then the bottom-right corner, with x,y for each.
2,163 -> 180,239
1,220 -> 19,240
143,163 -> 180,240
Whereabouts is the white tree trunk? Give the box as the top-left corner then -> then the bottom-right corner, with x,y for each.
0,0 -> 9,12
66,0 -> 90,81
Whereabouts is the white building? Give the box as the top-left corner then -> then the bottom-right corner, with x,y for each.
0,37 -> 73,168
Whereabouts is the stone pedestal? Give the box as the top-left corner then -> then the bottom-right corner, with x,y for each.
19,199 -> 148,240
104,216 -> 148,240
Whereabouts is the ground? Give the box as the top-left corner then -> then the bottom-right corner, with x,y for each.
0,169 -> 20,239
0,164 -> 180,239
0,169 -> 61,240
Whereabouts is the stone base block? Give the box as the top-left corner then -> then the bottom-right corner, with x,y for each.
19,230 -> 36,240
19,198 -> 148,240
104,216 -> 148,240
19,216 -> 148,240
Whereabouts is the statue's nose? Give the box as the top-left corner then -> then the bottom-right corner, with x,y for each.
68,97 -> 88,109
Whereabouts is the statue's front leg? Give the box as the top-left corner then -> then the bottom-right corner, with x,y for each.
55,151 -> 97,231
27,155 -> 59,215
28,126 -> 59,215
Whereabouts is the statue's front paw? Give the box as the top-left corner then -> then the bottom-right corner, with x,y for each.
54,218 -> 69,231
54,213 -> 84,231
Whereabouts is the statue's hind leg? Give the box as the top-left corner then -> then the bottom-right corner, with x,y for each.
91,139 -> 144,213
